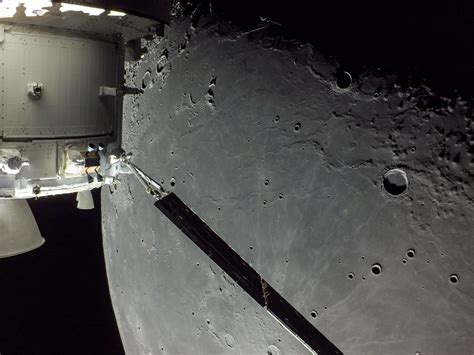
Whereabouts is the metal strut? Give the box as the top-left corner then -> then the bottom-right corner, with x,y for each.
123,156 -> 343,355
120,154 -> 167,200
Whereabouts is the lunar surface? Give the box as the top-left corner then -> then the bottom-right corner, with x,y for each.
102,5 -> 474,354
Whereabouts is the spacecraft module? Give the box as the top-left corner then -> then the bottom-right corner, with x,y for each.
0,0 -> 167,257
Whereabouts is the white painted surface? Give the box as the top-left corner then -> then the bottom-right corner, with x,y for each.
0,25 -> 117,139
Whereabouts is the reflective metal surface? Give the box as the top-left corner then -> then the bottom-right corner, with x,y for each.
0,199 -> 44,258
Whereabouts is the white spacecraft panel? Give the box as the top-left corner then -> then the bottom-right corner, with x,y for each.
18,142 -> 57,180
0,25 -> 117,139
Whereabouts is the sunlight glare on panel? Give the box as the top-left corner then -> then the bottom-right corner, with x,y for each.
0,1 -> 111,18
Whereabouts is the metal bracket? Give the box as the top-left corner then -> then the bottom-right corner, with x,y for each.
99,86 -> 117,97
120,153 -> 167,200
27,82 -> 44,99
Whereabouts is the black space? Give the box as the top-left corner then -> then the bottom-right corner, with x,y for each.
190,0 -> 474,99
0,189 -> 124,354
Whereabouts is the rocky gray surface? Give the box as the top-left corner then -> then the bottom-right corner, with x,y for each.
102,9 -> 474,355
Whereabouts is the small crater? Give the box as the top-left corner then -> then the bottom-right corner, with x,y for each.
406,249 -> 416,258
207,88 -> 214,100
383,168 -> 408,196
224,333 -> 235,347
336,71 -> 352,89
371,263 -> 382,275
278,194 -> 283,199
170,177 -> 176,187
267,345 -> 281,355
209,76 -> 217,87
348,272 -> 355,280
310,310 -> 318,318
205,88 -> 215,109
274,115 -> 280,123
264,179 -> 269,186
156,51 -> 168,74
141,70 -> 152,89
402,258 -> 407,264
449,274 -> 459,284
294,122 -> 301,132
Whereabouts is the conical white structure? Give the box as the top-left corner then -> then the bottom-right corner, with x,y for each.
76,190 -> 94,210
0,199 -> 44,258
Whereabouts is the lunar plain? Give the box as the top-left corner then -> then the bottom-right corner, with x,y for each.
102,6 -> 474,355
